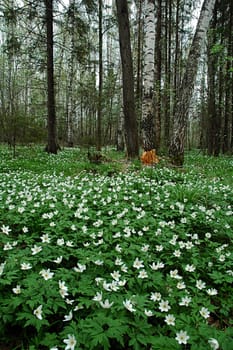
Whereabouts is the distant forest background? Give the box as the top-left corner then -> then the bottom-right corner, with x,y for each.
0,0 -> 232,165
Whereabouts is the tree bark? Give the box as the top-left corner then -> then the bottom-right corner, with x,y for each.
45,0 -> 59,154
163,0 -> 172,149
66,0 -> 75,147
115,0 -> 139,158
141,0 -> 157,151
207,31 -> 217,156
135,0 -> 143,125
154,0 -> 162,150
97,0 -> 103,151
169,0 -> 216,166
223,0 -> 233,153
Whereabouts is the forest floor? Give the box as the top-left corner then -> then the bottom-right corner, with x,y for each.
0,145 -> 232,350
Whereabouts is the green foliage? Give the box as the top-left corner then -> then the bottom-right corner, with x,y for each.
0,146 -> 232,349
211,43 -> 224,55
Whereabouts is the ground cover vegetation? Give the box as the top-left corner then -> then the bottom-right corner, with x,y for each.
0,146 -> 232,350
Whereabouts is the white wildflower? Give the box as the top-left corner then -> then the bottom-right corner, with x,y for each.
39,268 -> 54,280
99,299 -> 114,308
33,305 -> 43,320
200,307 -> 210,319
175,330 -> 190,345
63,310 -> 73,322
185,264 -> 196,272
1,225 -> 11,235
165,314 -> 176,326
31,245 -> 42,255
150,292 -> 161,302
144,309 -> 153,317
53,256 -> 63,264
208,338 -> 219,350
123,299 -> 136,312
207,288 -> 218,296
12,285 -> 21,294
158,300 -> 171,312
63,334 -> 76,350
21,262 -> 32,270
138,269 -> 148,279
196,280 -> 206,290
93,292 -> 102,302
179,296 -> 192,306
133,257 -> 144,269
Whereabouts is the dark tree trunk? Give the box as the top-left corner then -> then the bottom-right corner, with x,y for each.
207,4 -> 221,156
154,0 -> 162,150
66,0 -> 75,148
223,0 -> 233,153
135,0 -> 143,124
116,0 -> 139,158
45,0 -> 59,154
174,0 -> 180,96
207,36 -> 217,156
199,64 -> 208,151
97,0 -> 103,151
231,1 -> 233,153
163,0 -> 172,149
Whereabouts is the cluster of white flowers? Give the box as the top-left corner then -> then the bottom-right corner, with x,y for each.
0,160 -> 232,350
59,280 -> 69,299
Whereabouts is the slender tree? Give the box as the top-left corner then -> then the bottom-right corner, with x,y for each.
163,0 -> 172,149
207,21 -> 218,156
45,0 -> 59,154
154,0 -> 162,150
169,0 -> 216,166
222,0 -> 233,153
97,0 -> 103,151
66,0 -> 75,147
115,0 -> 139,158
135,0 -> 143,125
141,0 -> 157,151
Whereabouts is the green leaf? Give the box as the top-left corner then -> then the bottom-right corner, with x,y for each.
149,336 -> 180,350
89,332 -> 110,350
40,332 -> 59,347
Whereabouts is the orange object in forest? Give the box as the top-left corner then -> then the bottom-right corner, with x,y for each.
141,149 -> 159,165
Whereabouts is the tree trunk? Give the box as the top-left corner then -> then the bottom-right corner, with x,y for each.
45,0 -> 59,154
116,104 -> 125,152
115,0 -> 139,158
174,0 -> 180,98
97,0 -> 103,151
230,2 -> 233,153
169,0 -> 216,166
199,62 -> 208,151
135,0 -> 143,130
207,33 -> 217,156
154,0 -> 162,150
223,0 -> 233,154
141,0 -> 157,151
66,0 -> 75,147
163,0 -> 172,149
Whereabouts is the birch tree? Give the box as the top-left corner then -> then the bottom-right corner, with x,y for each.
169,0 -> 216,166
141,0 -> 157,151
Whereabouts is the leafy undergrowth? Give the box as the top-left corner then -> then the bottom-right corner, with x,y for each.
0,146 -> 233,349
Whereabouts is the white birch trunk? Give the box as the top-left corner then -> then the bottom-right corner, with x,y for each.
169,0 -> 216,165
141,0 -> 157,151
